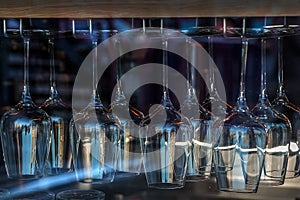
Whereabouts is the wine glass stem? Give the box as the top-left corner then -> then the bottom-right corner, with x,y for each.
185,37 -> 194,97
115,37 -> 125,100
260,38 -> 267,100
22,37 -> 31,102
142,19 -> 146,34
237,37 -> 248,107
208,35 -> 215,95
162,37 -> 169,100
278,36 -> 285,96
48,37 -> 58,98
92,38 -> 98,97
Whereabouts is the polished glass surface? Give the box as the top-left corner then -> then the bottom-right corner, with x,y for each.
272,36 -> 300,179
142,32 -> 192,189
252,38 -> 290,186
0,36 -> 51,179
110,36 -> 144,177
182,37 -> 213,181
40,37 -> 73,175
69,38 -> 121,184
201,35 -> 232,176
214,37 -> 267,193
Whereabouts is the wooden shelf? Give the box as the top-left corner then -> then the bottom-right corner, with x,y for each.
0,0 -> 299,18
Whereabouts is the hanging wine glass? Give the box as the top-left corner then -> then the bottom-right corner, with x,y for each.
0,19 -> 52,179
142,20 -> 192,189
70,20 -> 121,183
272,36 -> 300,179
213,19 -> 267,193
40,35 -> 73,175
181,37 -> 213,181
201,25 -> 232,177
252,38 -> 291,186
110,35 -> 144,178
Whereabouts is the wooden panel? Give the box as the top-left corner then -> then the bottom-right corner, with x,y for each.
0,0 -> 299,18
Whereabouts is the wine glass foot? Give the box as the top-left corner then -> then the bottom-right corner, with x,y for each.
147,182 -> 185,190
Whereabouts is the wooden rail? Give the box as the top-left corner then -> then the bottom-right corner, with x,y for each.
0,0 -> 299,18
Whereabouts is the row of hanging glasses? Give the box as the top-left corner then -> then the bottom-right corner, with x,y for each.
0,17 -> 299,197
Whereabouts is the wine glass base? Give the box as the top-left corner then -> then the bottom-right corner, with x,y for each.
259,179 -> 284,186
8,174 -> 43,180
147,182 -> 185,190
186,174 -> 210,182
217,187 -> 258,193
115,171 -> 140,179
79,178 -> 114,185
285,171 -> 300,179
47,168 -> 73,175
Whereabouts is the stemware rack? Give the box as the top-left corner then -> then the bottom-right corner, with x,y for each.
1,17 -> 300,199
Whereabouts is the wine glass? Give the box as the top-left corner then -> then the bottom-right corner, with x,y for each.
272,35 -> 300,179
181,37 -> 214,181
110,35 -> 144,178
40,35 -> 73,175
213,20 -> 267,192
252,38 -> 291,186
0,20 -> 52,179
142,21 -> 192,189
201,29 -> 233,177
69,25 -> 121,183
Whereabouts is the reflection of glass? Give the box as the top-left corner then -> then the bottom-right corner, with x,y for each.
70,36 -> 121,184
252,38 -> 290,186
40,36 -> 73,175
110,36 -> 144,178
142,27 -> 192,189
272,36 -> 300,179
213,36 -> 266,193
181,38 -> 213,181
56,189 -> 105,200
0,32 -> 51,179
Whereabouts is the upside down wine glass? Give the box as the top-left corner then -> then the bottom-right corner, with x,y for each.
142,28 -> 192,189
201,34 -> 232,176
181,37 -> 213,181
110,35 -> 144,178
70,35 -> 121,183
213,36 -> 267,193
40,36 -> 73,175
272,36 -> 300,178
0,33 -> 52,179
252,38 -> 291,186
